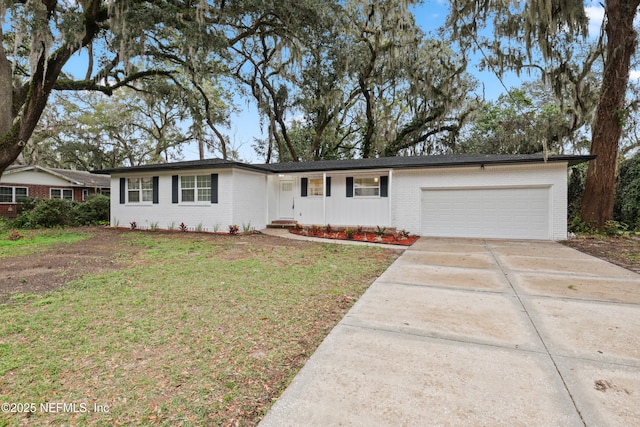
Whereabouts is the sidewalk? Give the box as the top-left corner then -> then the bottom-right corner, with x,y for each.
259,237 -> 640,426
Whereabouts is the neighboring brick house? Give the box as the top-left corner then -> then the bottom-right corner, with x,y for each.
0,165 -> 111,218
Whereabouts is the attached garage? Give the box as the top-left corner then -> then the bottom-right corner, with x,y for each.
421,187 -> 551,240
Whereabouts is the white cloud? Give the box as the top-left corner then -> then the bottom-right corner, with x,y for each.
585,5 -> 605,38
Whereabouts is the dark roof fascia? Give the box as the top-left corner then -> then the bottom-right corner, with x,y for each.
93,160 -> 272,175
93,154 -> 595,176
259,154 -> 596,173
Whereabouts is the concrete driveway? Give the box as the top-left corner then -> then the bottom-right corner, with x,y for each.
259,237 -> 640,426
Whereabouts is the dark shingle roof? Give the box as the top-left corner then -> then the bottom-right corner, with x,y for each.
94,154 -> 594,175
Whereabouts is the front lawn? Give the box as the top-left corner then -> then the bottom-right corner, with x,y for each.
0,230 -> 399,426
0,228 -> 91,258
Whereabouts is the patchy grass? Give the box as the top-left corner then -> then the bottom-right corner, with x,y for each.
0,232 -> 398,426
0,228 -> 91,258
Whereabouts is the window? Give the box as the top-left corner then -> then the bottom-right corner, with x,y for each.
308,178 -> 323,196
354,177 -> 380,197
1,186 -> 31,203
181,175 -> 211,202
82,189 -> 89,201
127,178 -> 153,203
50,188 -> 74,200
0,187 -> 12,203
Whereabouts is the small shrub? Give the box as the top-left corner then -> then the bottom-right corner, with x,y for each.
312,224 -> 322,236
229,224 -> 239,235
167,222 -> 176,231
344,228 -> 355,239
375,225 -> 387,237
7,229 -> 25,241
325,224 -> 332,233
196,223 -> 204,232
150,222 -> 159,231
213,223 -> 221,233
130,221 -> 137,230
356,226 -> 363,234
242,221 -> 253,233
179,222 -> 189,232
603,220 -> 630,236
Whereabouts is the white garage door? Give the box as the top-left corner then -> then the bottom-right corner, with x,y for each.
421,187 -> 550,240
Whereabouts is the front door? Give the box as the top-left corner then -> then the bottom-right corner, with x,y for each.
279,180 -> 294,219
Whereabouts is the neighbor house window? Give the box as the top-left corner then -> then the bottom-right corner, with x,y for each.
0,186 -> 27,203
127,177 -> 153,203
82,189 -> 89,201
181,175 -> 211,202
354,177 -> 380,197
50,188 -> 74,200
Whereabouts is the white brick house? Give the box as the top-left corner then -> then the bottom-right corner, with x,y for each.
95,154 -> 593,240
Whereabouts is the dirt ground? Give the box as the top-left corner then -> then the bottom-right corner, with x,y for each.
562,234 -> 640,274
2,228 -> 640,304
0,227 -> 325,304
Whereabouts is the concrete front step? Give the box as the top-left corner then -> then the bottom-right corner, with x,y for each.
267,221 -> 298,229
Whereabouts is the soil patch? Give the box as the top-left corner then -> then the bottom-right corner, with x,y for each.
0,228 -> 138,303
561,234 -> 640,274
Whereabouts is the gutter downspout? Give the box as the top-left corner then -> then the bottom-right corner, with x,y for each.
388,169 -> 393,228
322,172 -> 327,225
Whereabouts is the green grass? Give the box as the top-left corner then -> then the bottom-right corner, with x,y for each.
0,229 -> 91,258
0,232 -> 397,426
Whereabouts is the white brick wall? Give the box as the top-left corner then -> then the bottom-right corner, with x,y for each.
109,168 -> 269,232
392,162 -> 568,240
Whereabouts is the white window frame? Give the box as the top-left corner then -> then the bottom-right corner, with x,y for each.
180,175 -> 211,203
127,177 -> 153,204
354,177 -> 380,197
50,188 -> 74,200
0,186 -> 28,203
307,177 -> 323,197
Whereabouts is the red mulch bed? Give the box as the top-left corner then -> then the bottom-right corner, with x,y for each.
289,228 -> 418,246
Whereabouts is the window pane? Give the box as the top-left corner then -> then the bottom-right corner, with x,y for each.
197,175 -> 211,188
142,190 -> 153,202
181,176 -> 195,188
0,187 -> 12,203
197,188 -> 211,201
141,177 -> 153,190
182,189 -> 195,202
15,188 -> 28,198
51,189 -> 61,198
63,189 -> 73,200
308,178 -> 323,196
354,177 -> 379,197
128,190 -> 140,203
128,178 -> 140,190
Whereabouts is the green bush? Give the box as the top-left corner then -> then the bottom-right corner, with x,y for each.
614,154 -> 640,230
16,196 -> 38,214
73,195 -> 110,225
14,198 -> 76,228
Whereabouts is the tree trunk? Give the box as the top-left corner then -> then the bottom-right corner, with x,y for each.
581,0 -> 640,229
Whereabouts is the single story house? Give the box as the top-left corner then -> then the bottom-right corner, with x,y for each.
95,154 -> 593,240
0,165 -> 111,218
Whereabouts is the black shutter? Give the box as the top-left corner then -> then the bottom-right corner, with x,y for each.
172,175 -> 179,204
346,177 -> 354,197
326,176 -> 331,197
119,178 -> 126,204
211,173 -> 218,204
301,177 -> 308,197
380,176 -> 389,197
152,176 -> 159,204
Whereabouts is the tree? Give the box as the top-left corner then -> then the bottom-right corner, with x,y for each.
447,0 -> 640,229
459,85 -> 590,155
0,0 -> 307,175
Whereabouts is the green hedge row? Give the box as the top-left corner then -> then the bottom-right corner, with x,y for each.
12,195 -> 110,228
